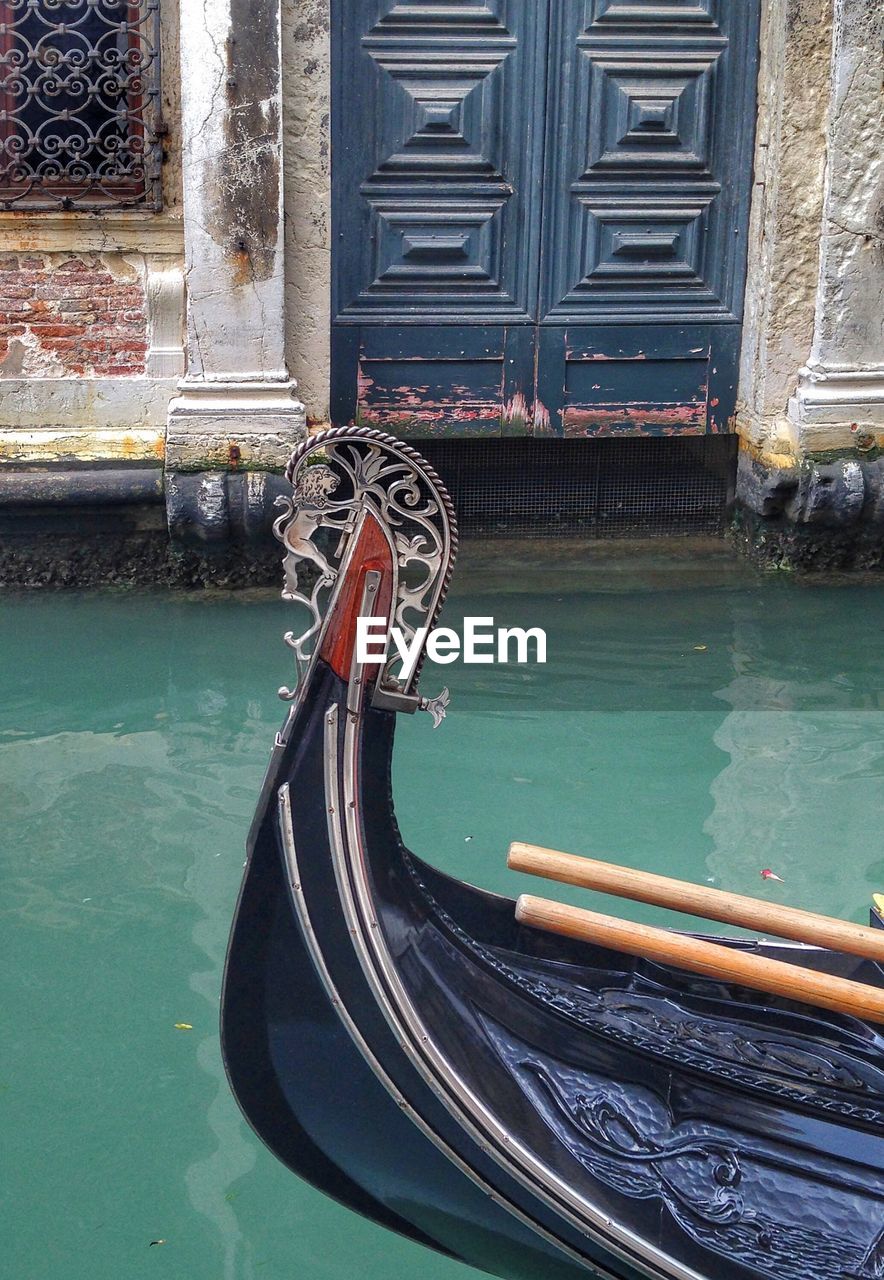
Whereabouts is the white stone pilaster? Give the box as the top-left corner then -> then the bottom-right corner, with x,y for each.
788,0 -> 884,452
166,0 -> 304,475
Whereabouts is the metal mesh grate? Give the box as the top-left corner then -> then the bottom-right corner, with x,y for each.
416,436 -> 736,538
0,0 -> 162,210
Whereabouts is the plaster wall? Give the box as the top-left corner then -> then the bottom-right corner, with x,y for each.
0,0 -> 185,462
736,0 -> 834,464
282,0 -> 331,425
811,0 -> 883,374
173,0 -> 290,384
733,0 -> 884,567
787,0 -> 884,453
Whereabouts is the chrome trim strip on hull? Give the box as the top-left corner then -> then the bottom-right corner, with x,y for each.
247,506 -> 397,849
276,771 -> 591,1273
331,678 -> 707,1280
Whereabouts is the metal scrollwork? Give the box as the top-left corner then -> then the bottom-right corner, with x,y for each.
273,427 -> 458,702
0,0 -> 162,210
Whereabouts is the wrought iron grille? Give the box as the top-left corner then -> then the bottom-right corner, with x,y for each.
0,0 -> 162,210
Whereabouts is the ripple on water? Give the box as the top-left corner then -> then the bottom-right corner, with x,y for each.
3,572 -> 884,1278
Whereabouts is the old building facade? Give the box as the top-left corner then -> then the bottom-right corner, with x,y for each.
0,0 -> 881,579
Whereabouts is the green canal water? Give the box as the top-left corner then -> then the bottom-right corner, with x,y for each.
4,542 -> 884,1280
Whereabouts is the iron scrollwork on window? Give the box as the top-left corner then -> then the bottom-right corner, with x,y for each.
0,0 -> 162,210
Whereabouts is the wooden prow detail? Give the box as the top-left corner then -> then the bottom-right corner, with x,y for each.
508,843 -> 884,964
514,895 -> 884,1025
318,511 -> 393,682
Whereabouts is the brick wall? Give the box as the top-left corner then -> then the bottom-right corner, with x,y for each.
0,253 -> 148,378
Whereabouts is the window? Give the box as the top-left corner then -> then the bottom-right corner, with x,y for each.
0,0 -> 162,210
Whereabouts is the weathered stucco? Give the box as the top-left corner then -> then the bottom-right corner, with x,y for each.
734,0 -> 884,568
165,0 -> 305,479
0,426 -> 166,463
0,249 -> 181,463
282,0 -> 331,424
0,252 -> 147,379
786,0 -> 884,454
738,0 -> 884,474
736,0 -> 834,463
0,0 -> 184,462
159,0 -> 184,217
810,0 -> 883,372
164,0 -> 305,543
174,0 -> 289,381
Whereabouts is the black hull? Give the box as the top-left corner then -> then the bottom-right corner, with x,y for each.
222,428 -> 884,1280
222,662 -> 595,1279
223,660 -> 884,1280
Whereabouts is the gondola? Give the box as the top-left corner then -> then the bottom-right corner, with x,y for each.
221,427 -> 884,1280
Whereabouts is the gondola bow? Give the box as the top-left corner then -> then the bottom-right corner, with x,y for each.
222,428 -> 884,1280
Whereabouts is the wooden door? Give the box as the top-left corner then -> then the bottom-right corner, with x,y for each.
331,0 -> 760,439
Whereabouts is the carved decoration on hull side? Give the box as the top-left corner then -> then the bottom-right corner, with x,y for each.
400,853 -> 884,1123
481,1012 -> 884,1280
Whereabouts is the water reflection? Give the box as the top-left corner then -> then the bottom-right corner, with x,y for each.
4,570 -> 884,1279
706,602 -> 884,920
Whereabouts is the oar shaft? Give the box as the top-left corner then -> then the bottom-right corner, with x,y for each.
514,895 -> 884,1024
508,842 -> 884,963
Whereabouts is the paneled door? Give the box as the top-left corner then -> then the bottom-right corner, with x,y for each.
330,0 -> 760,438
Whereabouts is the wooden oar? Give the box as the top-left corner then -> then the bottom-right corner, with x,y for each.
515,895 -> 884,1024
508,842 -> 884,964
